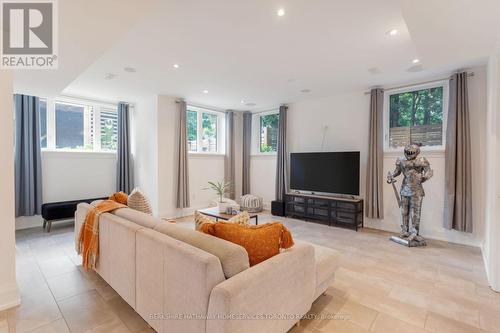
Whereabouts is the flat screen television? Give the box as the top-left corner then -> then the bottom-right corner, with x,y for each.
290,152 -> 360,196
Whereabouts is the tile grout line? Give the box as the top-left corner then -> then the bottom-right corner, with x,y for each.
368,311 -> 380,332
28,231 -> 72,333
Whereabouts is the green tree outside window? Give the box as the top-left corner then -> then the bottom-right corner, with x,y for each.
260,113 -> 279,152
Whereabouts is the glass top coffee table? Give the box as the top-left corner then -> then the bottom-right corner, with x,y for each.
198,207 -> 259,225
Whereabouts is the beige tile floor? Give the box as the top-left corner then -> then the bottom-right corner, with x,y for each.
2,214 -> 500,333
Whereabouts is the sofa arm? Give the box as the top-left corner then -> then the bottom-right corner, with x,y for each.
206,242 -> 316,333
74,203 -> 92,250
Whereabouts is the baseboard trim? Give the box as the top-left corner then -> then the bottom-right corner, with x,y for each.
481,243 -> 490,284
15,215 -> 43,230
0,283 -> 20,311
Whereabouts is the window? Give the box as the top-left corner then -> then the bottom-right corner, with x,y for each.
259,113 -> 279,153
37,97 -> 119,152
55,102 -> 92,150
187,110 -> 198,152
186,106 -> 225,154
100,109 -> 118,151
385,83 -> 448,150
201,113 -> 218,153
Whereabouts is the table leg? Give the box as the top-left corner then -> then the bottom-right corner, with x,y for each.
255,216 -> 258,225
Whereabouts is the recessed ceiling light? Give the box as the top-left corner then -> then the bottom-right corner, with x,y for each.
386,29 -> 398,36
203,90 -> 209,94
104,73 -> 116,80
245,102 -> 256,107
173,63 -> 180,69
124,67 -> 136,73
277,8 -> 285,16
240,100 -> 245,104
412,58 -> 420,64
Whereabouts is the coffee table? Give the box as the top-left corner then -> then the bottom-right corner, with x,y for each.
198,207 -> 259,225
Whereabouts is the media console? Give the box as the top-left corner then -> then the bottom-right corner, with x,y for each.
284,192 -> 364,231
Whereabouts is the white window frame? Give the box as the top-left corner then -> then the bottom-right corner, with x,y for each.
40,96 -> 118,153
383,80 -> 449,153
187,105 -> 225,155
252,110 -> 279,156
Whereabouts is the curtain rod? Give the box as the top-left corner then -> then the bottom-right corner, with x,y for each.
364,72 -> 474,95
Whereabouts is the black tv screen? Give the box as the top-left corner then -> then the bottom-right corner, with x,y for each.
290,152 -> 360,195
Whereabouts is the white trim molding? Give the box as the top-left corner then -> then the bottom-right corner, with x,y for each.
0,283 -> 20,311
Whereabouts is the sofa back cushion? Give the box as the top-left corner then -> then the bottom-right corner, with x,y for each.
113,208 -> 159,229
153,222 -> 249,278
136,228 -> 225,332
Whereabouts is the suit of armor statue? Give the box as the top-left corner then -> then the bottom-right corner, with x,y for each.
387,144 -> 433,243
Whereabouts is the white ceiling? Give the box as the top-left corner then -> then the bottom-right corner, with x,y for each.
13,0 -> 500,110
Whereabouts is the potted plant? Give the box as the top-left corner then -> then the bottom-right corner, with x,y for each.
205,181 -> 232,213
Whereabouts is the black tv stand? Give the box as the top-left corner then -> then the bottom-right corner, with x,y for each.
285,192 -> 363,231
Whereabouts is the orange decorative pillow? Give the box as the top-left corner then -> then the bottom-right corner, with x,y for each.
200,222 -> 294,266
109,192 -> 128,205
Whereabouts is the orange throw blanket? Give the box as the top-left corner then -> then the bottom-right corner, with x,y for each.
77,199 -> 126,270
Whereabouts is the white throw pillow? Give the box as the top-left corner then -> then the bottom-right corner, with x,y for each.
127,188 -> 153,215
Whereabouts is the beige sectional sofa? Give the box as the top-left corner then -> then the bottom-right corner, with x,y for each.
75,203 -> 338,333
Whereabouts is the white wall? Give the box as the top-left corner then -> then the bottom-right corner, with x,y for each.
131,95 -> 227,218
0,70 -> 20,310
250,66 -> 487,247
16,150 -> 117,230
131,96 -> 159,215
483,53 -> 500,291
41,151 -> 116,202
250,155 -> 277,208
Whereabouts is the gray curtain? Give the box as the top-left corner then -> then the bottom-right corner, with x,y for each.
116,102 -> 134,193
275,105 -> 288,202
366,88 -> 384,219
224,111 -> 235,199
242,112 -> 252,195
176,100 -> 190,208
14,94 -> 43,217
444,72 -> 473,232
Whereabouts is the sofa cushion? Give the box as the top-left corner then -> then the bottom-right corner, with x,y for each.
194,210 -> 250,231
153,222 -> 249,278
200,222 -> 294,266
228,211 -> 251,224
311,244 -> 339,286
113,208 -> 159,229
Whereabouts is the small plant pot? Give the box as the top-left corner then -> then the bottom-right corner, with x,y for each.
217,201 -> 230,213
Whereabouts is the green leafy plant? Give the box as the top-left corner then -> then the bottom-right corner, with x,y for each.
205,181 -> 232,203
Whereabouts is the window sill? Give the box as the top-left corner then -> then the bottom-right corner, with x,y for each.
251,153 -> 277,158
383,149 -> 445,158
41,150 -> 117,159
188,153 -> 225,159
